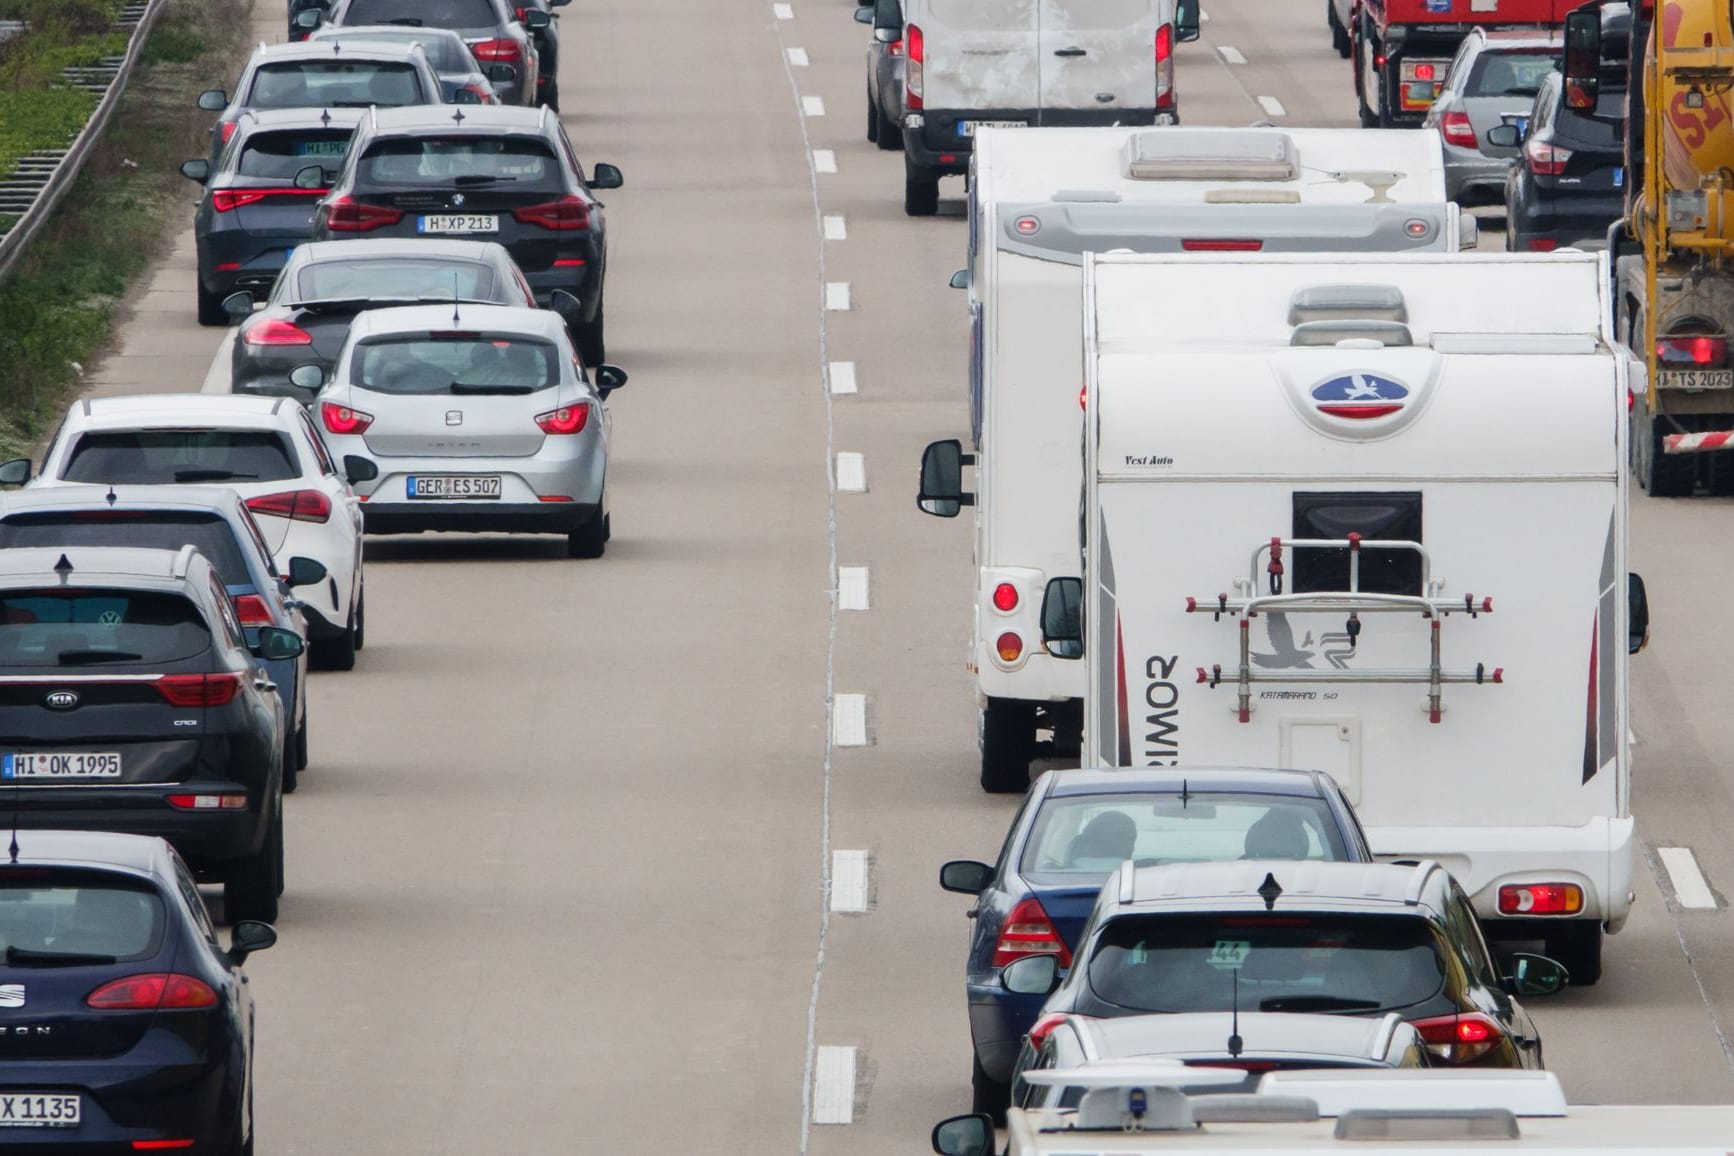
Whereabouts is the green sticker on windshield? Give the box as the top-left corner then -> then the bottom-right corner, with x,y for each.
1208,939 -> 1251,970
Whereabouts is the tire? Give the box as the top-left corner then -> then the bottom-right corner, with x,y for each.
971,1053 -> 1011,1126
542,80 -> 560,114
1355,34 -> 1380,128
567,506 -> 607,559
980,697 -> 1035,794
575,300 -> 605,367
294,717 -> 308,771
282,731 -> 299,796
1329,0 -> 1351,57
197,279 -> 229,327
309,618 -> 357,671
223,800 -> 283,924
1544,922 -> 1603,987
874,104 -> 901,151
904,163 -> 940,217
351,585 -> 365,651
865,84 -> 879,143
1638,422 -> 1695,497
1706,451 -> 1734,496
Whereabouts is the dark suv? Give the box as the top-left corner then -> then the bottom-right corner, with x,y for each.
306,104 -> 622,364
305,0 -> 549,108
0,547 -> 301,923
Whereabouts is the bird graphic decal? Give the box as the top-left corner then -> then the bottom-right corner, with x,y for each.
1252,613 -> 1358,670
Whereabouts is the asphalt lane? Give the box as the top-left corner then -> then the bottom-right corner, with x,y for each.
57,0 -> 1734,1149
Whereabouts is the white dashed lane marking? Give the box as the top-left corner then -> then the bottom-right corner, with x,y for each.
813,149 -> 837,174
828,360 -> 857,395
832,694 -> 867,746
786,46 -> 809,65
802,95 -> 826,117
825,282 -> 851,311
835,452 -> 866,492
1257,95 -> 1287,118
773,2 -> 793,17
831,850 -> 870,912
1217,45 -> 1245,64
823,214 -> 847,240
812,1046 -> 857,1124
1659,847 -> 1720,909
838,565 -> 869,609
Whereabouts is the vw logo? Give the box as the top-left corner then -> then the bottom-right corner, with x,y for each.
451,193 -> 466,207
1310,372 -> 1410,421
43,690 -> 78,711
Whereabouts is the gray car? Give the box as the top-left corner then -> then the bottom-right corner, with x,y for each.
303,0 -> 543,108
1423,29 -> 1562,207
855,0 -> 905,152
310,25 -> 515,104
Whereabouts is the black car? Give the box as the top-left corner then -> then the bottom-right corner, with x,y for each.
0,547 -> 301,923
306,104 -> 622,364
0,830 -> 275,1150
229,237 -> 540,400
307,0 -> 544,108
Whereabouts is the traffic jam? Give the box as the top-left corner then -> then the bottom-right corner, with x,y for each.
0,0 -> 1731,1149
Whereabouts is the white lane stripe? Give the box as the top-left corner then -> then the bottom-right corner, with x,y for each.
813,149 -> 837,173
831,850 -> 870,911
1200,7 -> 1208,19
1217,45 -> 1245,64
786,46 -> 809,66
773,2 -> 794,17
824,282 -> 851,311
828,360 -> 857,395
838,565 -> 869,609
802,95 -> 826,117
1257,95 -> 1286,118
832,694 -> 867,746
813,1045 -> 857,1124
835,452 -> 866,492
201,330 -> 238,394
823,214 -> 847,240
1659,847 -> 1719,909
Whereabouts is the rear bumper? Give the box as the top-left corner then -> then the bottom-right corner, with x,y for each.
1507,186 -> 1625,248
0,1047 -> 232,1150
197,235 -> 297,300
905,108 -> 1161,174
525,262 -> 602,322
7,788 -> 271,869
1441,149 -> 1513,204
362,500 -> 599,534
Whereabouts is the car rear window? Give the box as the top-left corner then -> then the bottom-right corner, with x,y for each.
1464,51 -> 1556,98
62,431 -> 301,486
343,0 -> 500,28
0,589 -> 211,667
247,60 -> 424,108
0,873 -> 165,963
323,30 -> 470,71
0,514 -> 255,590
1556,104 -> 1625,148
351,333 -> 558,394
1019,792 -> 1349,884
294,258 -> 497,302
1086,913 -> 1446,1015
237,130 -> 354,180
357,136 -> 560,189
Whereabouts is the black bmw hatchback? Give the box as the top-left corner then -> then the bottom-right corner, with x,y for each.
0,829 -> 275,1152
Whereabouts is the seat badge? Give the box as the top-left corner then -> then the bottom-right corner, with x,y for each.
446,411 -> 463,426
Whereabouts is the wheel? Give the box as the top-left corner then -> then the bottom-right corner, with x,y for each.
1329,0 -> 1351,56
567,505 -> 607,558
309,618 -> 357,671
197,279 -> 229,327
281,730 -> 299,795
1706,451 -> 1734,496
1544,922 -> 1603,987
575,300 -> 604,367
223,800 -> 283,924
542,80 -> 560,113
904,163 -> 940,217
294,717 -> 308,771
1637,421 -> 1695,497
1355,34 -> 1380,128
980,697 -> 1035,794
874,103 -> 901,151
351,584 -> 365,651
971,1053 -> 1010,1126
865,84 -> 879,143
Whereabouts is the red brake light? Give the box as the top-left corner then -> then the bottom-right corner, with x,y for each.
1527,238 -> 1560,251
131,1141 -> 197,1150
242,318 -> 312,346
534,404 -> 589,435
906,23 -> 923,108
1155,23 -> 1175,109
1155,22 -> 1173,63
1497,883 -> 1584,915
991,582 -> 1018,612
246,489 -> 333,523
512,196 -> 591,231
1027,1011 -> 1073,1051
1411,1012 -> 1504,1064
1414,62 -> 1436,81
212,188 -> 325,213
1524,137 -> 1572,176
993,896 -> 1072,969
220,121 -> 238,144
996,632 -> 1023,662
1181,239 -> 1263,251
233,594 -> 273,627
1657,335 -> 1728,367
321,402 -> 373,436
471,37 -> 522,63
324,196 -> 403,233
88,973 -> 218,1011
460,83 -> 495,104
1440,110 -> 1477,149
154,673 -> 243,708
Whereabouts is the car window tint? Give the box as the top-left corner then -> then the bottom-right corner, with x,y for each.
237,130 -> 354,179
0,874 -> 165,961
1086,913 -> 1446,1014
1557,104 -> 1624,147
357,136 -> 560,189
0,589 -> 211,667
1464,52 -> 1557,98
297,258 -> 496,302
210,574 -> 246,651
323,30 -> 466,70
248,60 -> 423,108
1444,886 -> 1500,987
172,856 -> 220,946
296,412 -> 338,475
1019,792 -> 1348,884
63,431 -> 301,486
0,514 -> 254,589
352,334 -> 558,394
343,0 -> 499,27
238,508 -> 277,572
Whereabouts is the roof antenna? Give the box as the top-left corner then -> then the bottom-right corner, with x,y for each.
452,271 -> 462,324
1180,778 -> 1190,809
53,554 -> 73,585
104,485 -> 116,506
1227,967 -> 1243,1059
1258,871 -> 1284,911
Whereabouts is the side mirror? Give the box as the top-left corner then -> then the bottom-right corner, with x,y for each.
917,438 -> 974,517
521,8 -> 550,28
853,4 -> 873,22
549,0 -> 571,7
294,7 -> 322,28
252,625 -> 305,661
948,268 -> 969,290
179,158 -> 211,184
486,62 -> 518,83
286,556 -> 328,588
293,164 -> 328,190
0,458 -> 32,487
1001,952 -> 1061,996
1485,123 -> 1521,149
595,364 -> 629,397
590,162 -> 624,190
549,288 -> 581,316
1173,0 -> 1200,42
226,919 -> 277,965
939,859 -> 993,895
288,364 -> 325,392
343,454 -> 379,484
1040,577 -> 1084,659
196,89 -> 228,112
931,1114 -> 995,1156
222,291 -> 253,321
1504,952 -> 1570,996
1628,572 -> 1649,654
1562,7 -> 1601,110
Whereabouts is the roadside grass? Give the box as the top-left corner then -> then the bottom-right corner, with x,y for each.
0,0 -> 128,182
0,0 -> 245,459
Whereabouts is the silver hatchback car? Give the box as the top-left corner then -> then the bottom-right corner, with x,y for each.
293,303 -> 627,557
1424,29 -> 1562,207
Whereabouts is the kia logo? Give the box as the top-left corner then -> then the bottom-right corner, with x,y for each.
43,691 -> 78,711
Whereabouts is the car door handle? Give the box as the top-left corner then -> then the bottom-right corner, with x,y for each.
1054,47 -> 1086,57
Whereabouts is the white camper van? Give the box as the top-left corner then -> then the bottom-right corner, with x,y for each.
1033,251 -> 1643,982
917,127 -> 1462,796
889,0 -> 1198,215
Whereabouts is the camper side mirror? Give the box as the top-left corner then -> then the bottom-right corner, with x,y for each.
0,458 -> 31,487
343,455 -> 378,484
931,1114 -> 994,1156
1173,0 -> 1201,42
1628,572 -> 1650,654
917,438 -> 974,517
1001,952 -> 1061,995
1040,577 -> 1084,659
1562,7 -> 1600,110
1504,952 -> 1570,997
939,860 -> 993,895
1485,123 -> 1521,149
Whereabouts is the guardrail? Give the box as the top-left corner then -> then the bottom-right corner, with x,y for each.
0,0 -> 166,284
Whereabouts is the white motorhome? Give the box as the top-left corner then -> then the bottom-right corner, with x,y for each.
917,127 -> 1463,795
1035,250 -> 1642,982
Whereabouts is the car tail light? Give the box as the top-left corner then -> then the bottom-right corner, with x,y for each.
220,121 -> 238,145
87,974 -> 219,1010
534,404 -> 589,435
246,489 -> 333,523
905,23 -> 923,109
166,794 -> 248,811
132,1142 -> 197,1151
1440,110 -> 1477,149
1155,23 -> 1175,111
1413,62 -> 1436,81
460,83 -> 495,104
1026,1011 -> 1075,1051
242,318 -> 312,346
992,896 -> 1072,969
996,632 -> 1023,663
324,196 -> 403,233
322,402 -> 373,435
513,196 -> 591,231
471,37 -> 523,64
992,582 -> 1018,612
1497,883 -> 1584,915
1182,239 -> 1263,251
1524,137 -> 1572,176
212,188 -> 324,213
233,594 -> 274,627
1657,335 -> 1729,367
1411,1012 -> 1504,1064
887,37 -> 902,56
154,673 -> 243,707
1527,238 -> 1559,251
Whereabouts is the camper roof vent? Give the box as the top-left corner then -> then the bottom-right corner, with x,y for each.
1204,188 -> 1303,204
1051,188 -> 1122,203
1335,1109 -> 1521,1141
1121,130 -> 1297,181
1289,284 -> 1407,325
1291,320 -> 1413,347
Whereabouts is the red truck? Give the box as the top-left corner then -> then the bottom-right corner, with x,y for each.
1351,0 -> 1579,126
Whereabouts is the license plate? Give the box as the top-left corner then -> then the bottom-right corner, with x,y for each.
1658,369 -> 1734,391
2,752 -> 121,779
1613,166 -> 1624,187
0,1093 -> 80,1127
295,140 -> 346,157
956,120 -> 1027,137
406,475 -> 502,499
417,214 -> 498,234
1512,116 -> 1529,136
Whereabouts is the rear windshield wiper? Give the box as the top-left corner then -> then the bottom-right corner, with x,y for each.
449,382 -> 535,395
172,468 -> 256,482
293,296 -> 490,312
1257,995 -> 1383,1012
383,16 -> 422,23
55,649 -> 144,664
6,946 -> 118,967
452,174 -> 517,186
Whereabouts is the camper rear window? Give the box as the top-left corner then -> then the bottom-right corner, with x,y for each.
1291,492 -> 1422,596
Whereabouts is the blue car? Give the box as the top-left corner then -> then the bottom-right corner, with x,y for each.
0,830 -> 275,1149
938,766 -> 1375,1120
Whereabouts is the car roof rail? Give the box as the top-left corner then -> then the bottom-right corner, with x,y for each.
1117,860 -> 1136,905
172,543 -> 199,579
1368,1012 -> 1402,1060
1403,860 -> 1441,906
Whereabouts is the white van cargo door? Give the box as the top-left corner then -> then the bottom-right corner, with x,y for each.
918,0 -> 1040,113
1039,0 -> 1162,113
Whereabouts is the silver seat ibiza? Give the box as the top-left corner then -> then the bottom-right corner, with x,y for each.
293,303 -> 626,557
